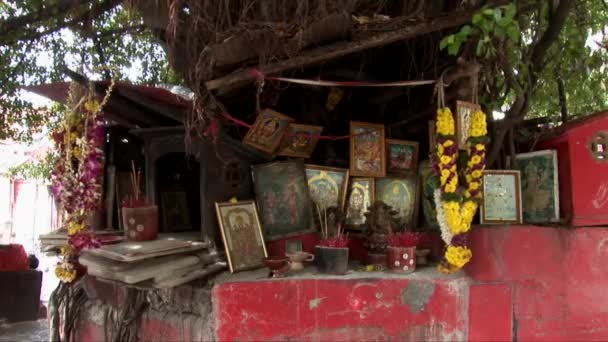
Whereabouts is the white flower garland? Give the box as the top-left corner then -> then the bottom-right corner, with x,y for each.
434,189 -> 452,245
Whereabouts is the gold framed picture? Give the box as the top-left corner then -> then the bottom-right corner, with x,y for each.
304,164 -> 349,211
350,121 -> 386,177
345,177 -> 375,229
386,139 -> 419,174
242,108 -> 294,154
480,170 -> 523,224
215,200 -> 268,273
277,123 -> 323,158
455,101 -> 481,150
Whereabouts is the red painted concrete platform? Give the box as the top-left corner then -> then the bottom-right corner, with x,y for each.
73,225 -> 608,341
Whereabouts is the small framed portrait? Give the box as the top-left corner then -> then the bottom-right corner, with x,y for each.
243,108 -> 294,154
350,121 -> 386,177
480,170 -> 523,224
345,177 -> 375,229
513,150 -> 559,223
215,200 -> 268,273
375,176 -> 419,228
161,191 -> 191,231
386,139 -> 419,174
455,101 -> 481,150
304,165 -> 349,211
277,123 -> 323,158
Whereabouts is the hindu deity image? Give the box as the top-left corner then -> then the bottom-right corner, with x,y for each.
389,144 -> 414,170
306,169 -> 342,210
376,178 -> 416,226
244,109 -> 294,153
250,118 -> 280,146
514,151 -> 559,222
221,206 -> 265,268
278,124 -> 323,158
346,180 -> 372,226
351,124 -> 385,176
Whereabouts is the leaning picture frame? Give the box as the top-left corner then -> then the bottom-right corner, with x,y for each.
480,170 -> 523,224
304,164 -> 349,211
252,161 -> 315,240
277,123 -> 323,158
242,108 -> 294,154
386,139 -> 419,175
375,175 -> 419,228
345,177 -> 375,229
215,200 -> 268,273
350,121 -> 386,177
513,149 -> 560,223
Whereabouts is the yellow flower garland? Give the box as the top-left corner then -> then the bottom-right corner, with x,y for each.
434,107 -> 487,274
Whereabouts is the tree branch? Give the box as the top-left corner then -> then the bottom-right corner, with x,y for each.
0,0 -> 123,45
530,0 -> 575,71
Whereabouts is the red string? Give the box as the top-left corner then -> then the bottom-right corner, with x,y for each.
219,112 -> 372,141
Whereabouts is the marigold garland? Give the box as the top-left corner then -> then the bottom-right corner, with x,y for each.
52,82 -> 112,283
431,107 -> 488,273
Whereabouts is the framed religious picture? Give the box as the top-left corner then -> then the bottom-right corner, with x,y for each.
215,200 -> 268,273
480,170 -> 523,224
350,121 -> 386,177
345,177 -> 375,229
386,139 -> 419,174
243,108 -> 294,154
375,176 -> 419,228
161,191 -> 191,231
455,101 -> 481,150
513,150 -> 560,223
252,161 -> 315,240
277,123 -> 323,158
304,165 -> 349,211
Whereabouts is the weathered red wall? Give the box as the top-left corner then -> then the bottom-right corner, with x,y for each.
213,275 -> 469,341
467,226 -> 608,341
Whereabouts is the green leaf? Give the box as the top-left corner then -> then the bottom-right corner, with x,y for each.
460,24 -> 472,36
504,4 -> 516,20
476,40 -> 484,56
506,25 -> 520,42
439,36 -> 450,50
483,8 -> 495,16
472,13 -> 483,25
447,40 -> 462,56
495,26 -> 506,40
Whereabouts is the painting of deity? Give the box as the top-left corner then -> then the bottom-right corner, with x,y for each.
386,139 -> 419,174
252,161 -> 315,240
243,108 -> 294,154
455,101 -> 481,150
277,124 -> 323,158
513,150 -> 559,223
215,200 -> 268,273
375,176 -> 418,228
304,165 -> 349,211
481,170 -> 523,224
350,121 -> 386,177
345,177 -> 375,229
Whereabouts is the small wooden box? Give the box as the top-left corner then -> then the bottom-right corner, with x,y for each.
536,111 -> 608,227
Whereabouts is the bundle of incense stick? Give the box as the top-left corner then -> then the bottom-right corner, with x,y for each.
130,160 -> 141,203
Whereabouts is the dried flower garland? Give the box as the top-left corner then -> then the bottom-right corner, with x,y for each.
52,81 -> 113,283
431,107 -> 488,273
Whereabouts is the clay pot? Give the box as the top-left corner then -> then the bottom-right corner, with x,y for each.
387,246 -> 416,273
263,257 -> 290,278
121,206 -> 159,241
285,251 -> 314,271
315,246 -> 349,275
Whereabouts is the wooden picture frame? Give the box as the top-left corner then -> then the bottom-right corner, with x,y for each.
243,108 -> 294,154
455,101 -> 481,150
480,170 -> 523,224
277,123 -> 323,158
386,139 -> 419,174
215,200 -> 268,273
252,161 -> 315,241
350,121 -> 386,177
513,149 -> 560,223
304,164 -> 349,211
375,176 -> 419,228
345,177 -> 375,229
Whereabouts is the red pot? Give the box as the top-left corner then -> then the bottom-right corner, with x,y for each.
122,205 -> 159,241
387,246 -> 416,273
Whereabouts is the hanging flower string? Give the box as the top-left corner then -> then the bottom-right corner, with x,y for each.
52,80 -> 113,283
431,107 -> 488,274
